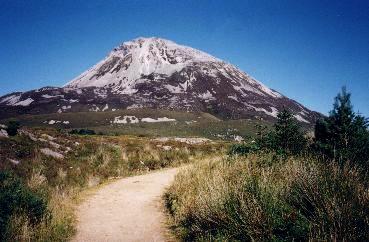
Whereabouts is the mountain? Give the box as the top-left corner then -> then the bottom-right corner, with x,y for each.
0,37 -> 320,124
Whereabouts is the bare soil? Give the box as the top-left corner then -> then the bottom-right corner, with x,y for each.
72,167 -> 179,242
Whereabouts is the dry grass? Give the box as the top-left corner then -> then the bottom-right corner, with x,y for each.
5,190 -> 76,241
164,154 -> 369,241
0,128 -> 226,241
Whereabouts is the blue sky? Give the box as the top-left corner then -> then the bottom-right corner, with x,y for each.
0,0 -> 368,116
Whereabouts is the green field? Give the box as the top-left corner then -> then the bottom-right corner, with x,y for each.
1,109 -> 272,140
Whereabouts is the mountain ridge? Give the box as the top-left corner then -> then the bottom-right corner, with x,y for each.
0,37 -> 320,124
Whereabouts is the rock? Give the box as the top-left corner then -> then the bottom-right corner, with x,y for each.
0,129 -> 8,138
8,158 -> 20,165
40,148 -> 64,159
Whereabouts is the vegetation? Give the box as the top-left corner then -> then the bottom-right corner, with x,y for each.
1,86 -> 368,241
165,155 -> 369,241
165,87 -> 369,241
0,171 -> 47,241
69,128 -> 96,135
267,109 -> 307,155
229,108 -> 307,157
0,108 -> 269,141
314,87 -> 369,169
6,120 -> 20,136
227,142 -> 259,156
0,128 -> 225,241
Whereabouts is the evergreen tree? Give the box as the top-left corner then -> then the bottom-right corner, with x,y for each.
272,109 -> 306,155
257,109 -> 307,155
348,115 -> 369,167
314,87 -> 369,168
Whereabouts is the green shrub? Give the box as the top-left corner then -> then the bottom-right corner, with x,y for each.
6,120 -> 20,136
228,143 -> 250,156
69,129 -> 96,135
228,143 -> 259,156
0,171 -> 48,240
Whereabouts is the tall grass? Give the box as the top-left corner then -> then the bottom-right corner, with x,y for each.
5,190 -> 76,241
164,154 -> 369,241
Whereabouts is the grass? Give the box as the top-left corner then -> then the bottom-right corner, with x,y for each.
0,109 -> 271,140
164,153 -> 369,241
5,190 -> 76,241
0,127 -> 227,241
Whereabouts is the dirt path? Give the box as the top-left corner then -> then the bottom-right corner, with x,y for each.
72,167 -> 180,242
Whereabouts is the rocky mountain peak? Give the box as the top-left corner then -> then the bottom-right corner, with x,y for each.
0,37 -> 321,124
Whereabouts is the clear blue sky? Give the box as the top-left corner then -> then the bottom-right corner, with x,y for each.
0,0 -> 368,116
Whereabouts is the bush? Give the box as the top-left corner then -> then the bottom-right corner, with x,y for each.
227,143 -> 259,156
6,120 -> 20,136
69,129 -> 96,135
0,171 -> 48,240
227,143 -> 250,156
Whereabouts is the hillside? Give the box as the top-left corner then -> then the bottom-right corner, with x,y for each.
0,37 -> 320,124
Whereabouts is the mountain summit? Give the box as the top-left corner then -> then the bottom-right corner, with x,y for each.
0,37 -> 319,123
66,37 -> 282,99
66,37 -> 220,89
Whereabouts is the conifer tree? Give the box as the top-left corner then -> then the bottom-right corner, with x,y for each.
258,109 -> 307,155
270,109 -> 306,155
314,87 -> 369,168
